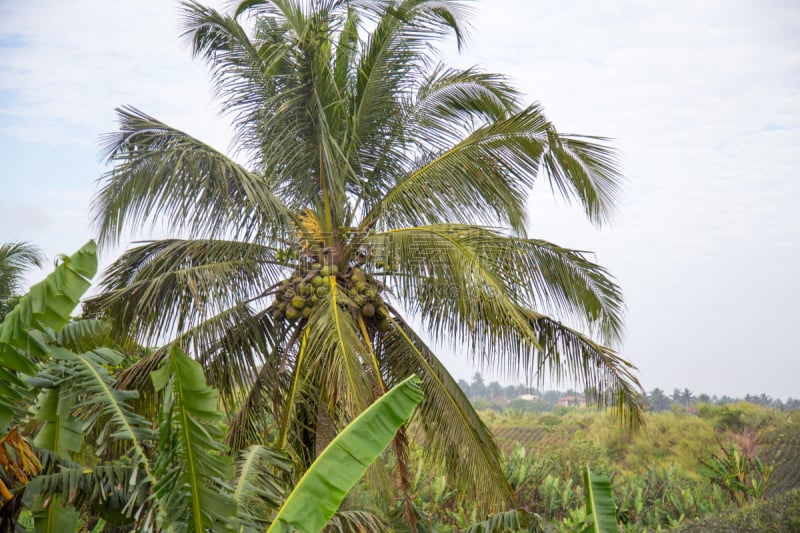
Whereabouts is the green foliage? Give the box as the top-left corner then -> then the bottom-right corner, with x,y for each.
405,403 -> 797,532
580,467 -> 617,533
0,241 -> 97,431
1,242 -> 427,532
0,241 -> 45,322
701,442 -> 776,508
269,375 -> 423,533
151,346 -> 236,532
675,489 -> 800,533
90,0 -> 644,515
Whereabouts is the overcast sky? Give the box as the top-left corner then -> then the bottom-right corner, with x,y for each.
1,1 -> 798,399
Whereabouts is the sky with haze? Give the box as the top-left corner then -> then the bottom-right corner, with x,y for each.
1,1 -> 798,399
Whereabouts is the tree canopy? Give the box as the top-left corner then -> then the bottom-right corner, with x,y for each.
90,0 -> 644,514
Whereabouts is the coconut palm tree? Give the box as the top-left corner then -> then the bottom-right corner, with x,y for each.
90,0 -> 644,514
0,241 -> 44,321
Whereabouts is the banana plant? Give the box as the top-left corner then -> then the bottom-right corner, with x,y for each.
268,374 -> 423,533
0,241 -> 97,522
580,467 -> 618,533
1,242 -> 424,531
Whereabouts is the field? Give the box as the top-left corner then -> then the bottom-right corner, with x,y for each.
472,402 -> 800,532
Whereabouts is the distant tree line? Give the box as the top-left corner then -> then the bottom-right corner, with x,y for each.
460,372 -> 800,412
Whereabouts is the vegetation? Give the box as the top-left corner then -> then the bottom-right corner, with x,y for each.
4,1 -> 796,531
0,241 -> 44,321
87,0 -> 643,518
675,489 -> 800,533
446,403 -> 796,532
0,242 -> 424,531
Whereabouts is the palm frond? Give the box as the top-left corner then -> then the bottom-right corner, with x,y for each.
541,130 -> 622,227
324,508 -> 392,533
366,224 -> 624,345
304,279 -> 373,419
89,238 -> 282,344
520,312 -> 644,428
464,509 -> 532,533
0,241 -> 44,307
93,107 -> 293,247
233,444 -> 292,529
380,316 -> 514,513
366,105 -> 552,233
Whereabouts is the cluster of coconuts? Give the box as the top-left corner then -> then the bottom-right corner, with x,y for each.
270,262 -> 392,331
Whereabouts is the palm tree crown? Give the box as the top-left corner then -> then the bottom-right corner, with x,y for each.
91,0 -> 644,512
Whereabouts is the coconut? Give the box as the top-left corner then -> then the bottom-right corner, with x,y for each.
298,283 -> 312,296
311,275 -> 324,287
282,288 -> 296,301
301,306 -> 313,318
291,296 -> 307,309
310,294 -> 319,305
361,303 -> 376,317
365,287 -> 378,300
351,268 -> 365,282
354,280 -> 368,294
320,266 -> 331,277
312,262 -> 322,270
285,306 -> 301,321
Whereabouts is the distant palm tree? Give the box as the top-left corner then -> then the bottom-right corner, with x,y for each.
90,0 -> 644,513
0,241 -> 44,320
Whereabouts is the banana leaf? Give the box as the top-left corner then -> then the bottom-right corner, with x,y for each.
582,467 -> 618,533
0,240 -> 97,431
268,375 -> 423,533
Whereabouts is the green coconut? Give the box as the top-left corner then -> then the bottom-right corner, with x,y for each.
301,306 -> 313,318
320,266 -> 331,277
361,303 -> 376,317
351,268 -> 365,282
291,296 -> 307,309
316,285 -> 330,297
285,306 -> 301,321
311,275 -> 324,287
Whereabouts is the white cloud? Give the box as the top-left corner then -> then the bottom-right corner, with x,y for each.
1,0 -> 799,398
